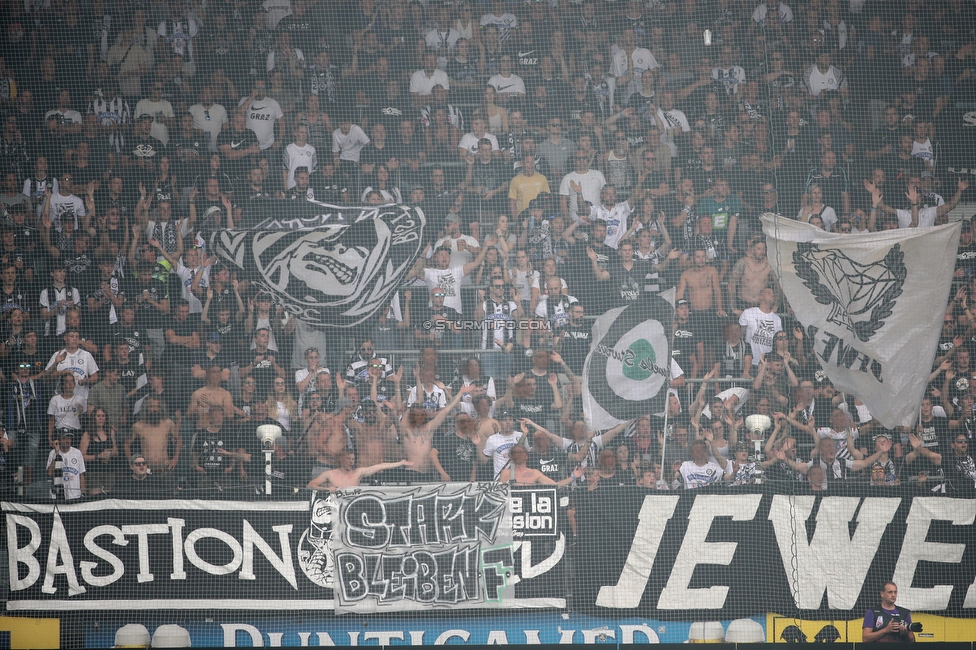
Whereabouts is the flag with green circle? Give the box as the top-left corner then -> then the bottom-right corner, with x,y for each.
582,294 -> 674,431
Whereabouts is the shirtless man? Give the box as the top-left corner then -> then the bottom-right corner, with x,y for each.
727,236 -> 779,316
350,368 -> 403,466
307,397 -> 355,472
677,248 -> 726,316
498,444 -> 580,485
306,448 -> 414,491
188,365 -> 244,428
124,396 -> 181,472
395,384 -> 473,477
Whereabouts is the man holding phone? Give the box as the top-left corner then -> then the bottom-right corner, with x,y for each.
862,581 -> 916,642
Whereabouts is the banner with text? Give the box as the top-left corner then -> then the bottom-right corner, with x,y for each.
329,483 -> 566,614
576,488 -> 976,618
2,486 -> 566,612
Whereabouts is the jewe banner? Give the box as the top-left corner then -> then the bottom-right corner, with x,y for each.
2,486 -> 566,612
575,487 -> 976,619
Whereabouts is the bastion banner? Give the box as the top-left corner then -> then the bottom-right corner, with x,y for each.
7,489 -> 976,618
1,485 -> 566,613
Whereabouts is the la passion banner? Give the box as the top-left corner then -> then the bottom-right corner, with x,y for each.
575,487 -> 976,619
1,486 -> 566,612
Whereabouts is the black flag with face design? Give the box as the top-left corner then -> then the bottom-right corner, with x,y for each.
209,199 -> 426,328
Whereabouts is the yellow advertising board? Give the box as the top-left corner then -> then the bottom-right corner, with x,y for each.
0,616 -> 60,649
768,612 -> 976,642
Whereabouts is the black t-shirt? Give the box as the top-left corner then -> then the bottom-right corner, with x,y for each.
606,259 -> 653,306
193,423 -> 241,473
122,276 -> 169,329
908,415 -> 950,477
559,322 -> 591,376
240,349 -> 277,399
528,446 -> 569,481
170,131 -> 208,180
165,316 -> 199,366
435,430 -> 478,482
514,383 -> 555,424
216,128 -> 259,176
672,318 -> 699,367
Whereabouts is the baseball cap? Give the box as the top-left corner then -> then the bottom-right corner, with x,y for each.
676,299 -> 690,306
410,184 -> 425,192
137,113 -> 154,122
207,332 -> 221,343
332,397 -> 354,415
498,410 -> 514,420
445,214 -> 461,223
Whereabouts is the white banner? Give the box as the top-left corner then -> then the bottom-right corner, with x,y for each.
762,215 -> 960,428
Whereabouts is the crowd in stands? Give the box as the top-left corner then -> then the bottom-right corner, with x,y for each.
0,0 -> 975,499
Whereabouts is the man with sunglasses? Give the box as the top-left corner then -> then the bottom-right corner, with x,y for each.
345,338 -> 391,386
944,434 -> 976,490
118,454 -> 160,497
476,278 -> 522,382
415,286 -> 463,349
188,85 -> 227,152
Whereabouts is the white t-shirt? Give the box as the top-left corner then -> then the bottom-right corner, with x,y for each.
712,66 -> 746,96
39,285 -> 82,337
559,169 -> 606,221
331,125 -> 370,162
406,384 -> 448,411
175,260 -> 208,313
656,108 -> 690,156
752,2 -> 794,26
895,206 -> 939,228
487,73 -> 526,96
590,200 -> 633,249
422,266 -> 466,313
798,205 -> 838,231
45,349 -> 100,400
610,47 -> 660,78
435,234 -> 480,269
239,97 -> 285,149
409,69 -> 450,96
49,193 -> 86,229
283,142 -> 318,188
295,366 -> 330,408
458,132 -> 500,156
679,460 -> 728,488
134,99 -> 174,145
739,307 -> 782,364
48,393 -> 87,431
46,446 -> 86,499
483,430 -> 523,479
45,109 -> 83,124
479,12 -> 518,41
188,103 -> 228,151
803,64 -> 847,97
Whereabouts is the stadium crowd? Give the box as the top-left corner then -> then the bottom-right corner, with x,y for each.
0,0 -> 975,499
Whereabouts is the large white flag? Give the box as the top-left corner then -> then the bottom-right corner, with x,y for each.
762,215 -> 960,428
582,294 -> 673,431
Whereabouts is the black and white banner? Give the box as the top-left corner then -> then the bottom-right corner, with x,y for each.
329,483 -> 566,614
763,215 -> 960,428
210,202 -> 426,328
576,488 -> 976,619
582,294 -> 674,431
2,486 -> 565,613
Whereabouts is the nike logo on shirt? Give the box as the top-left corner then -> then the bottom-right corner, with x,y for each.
497,84 -> 517,91
518,51 -> 536,58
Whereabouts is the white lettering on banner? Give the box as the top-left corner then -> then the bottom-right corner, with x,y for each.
365,631 -> 404,644
185,528 -> 243,575
240,522 -> 296,588
7,514 -> 42,591
658,495 -> 762,610
486,631 -> 509,644
80,525 -> 127,587
42,511 -> 85,596
169,518 -> 186,580
619,624 -> 661,643
768,496 -> 899,610
892,498 -> 976,611
223,624 -> 263,647
516,535 -> 565,580
121,523 -> 170,583
596,495 -> 680,608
